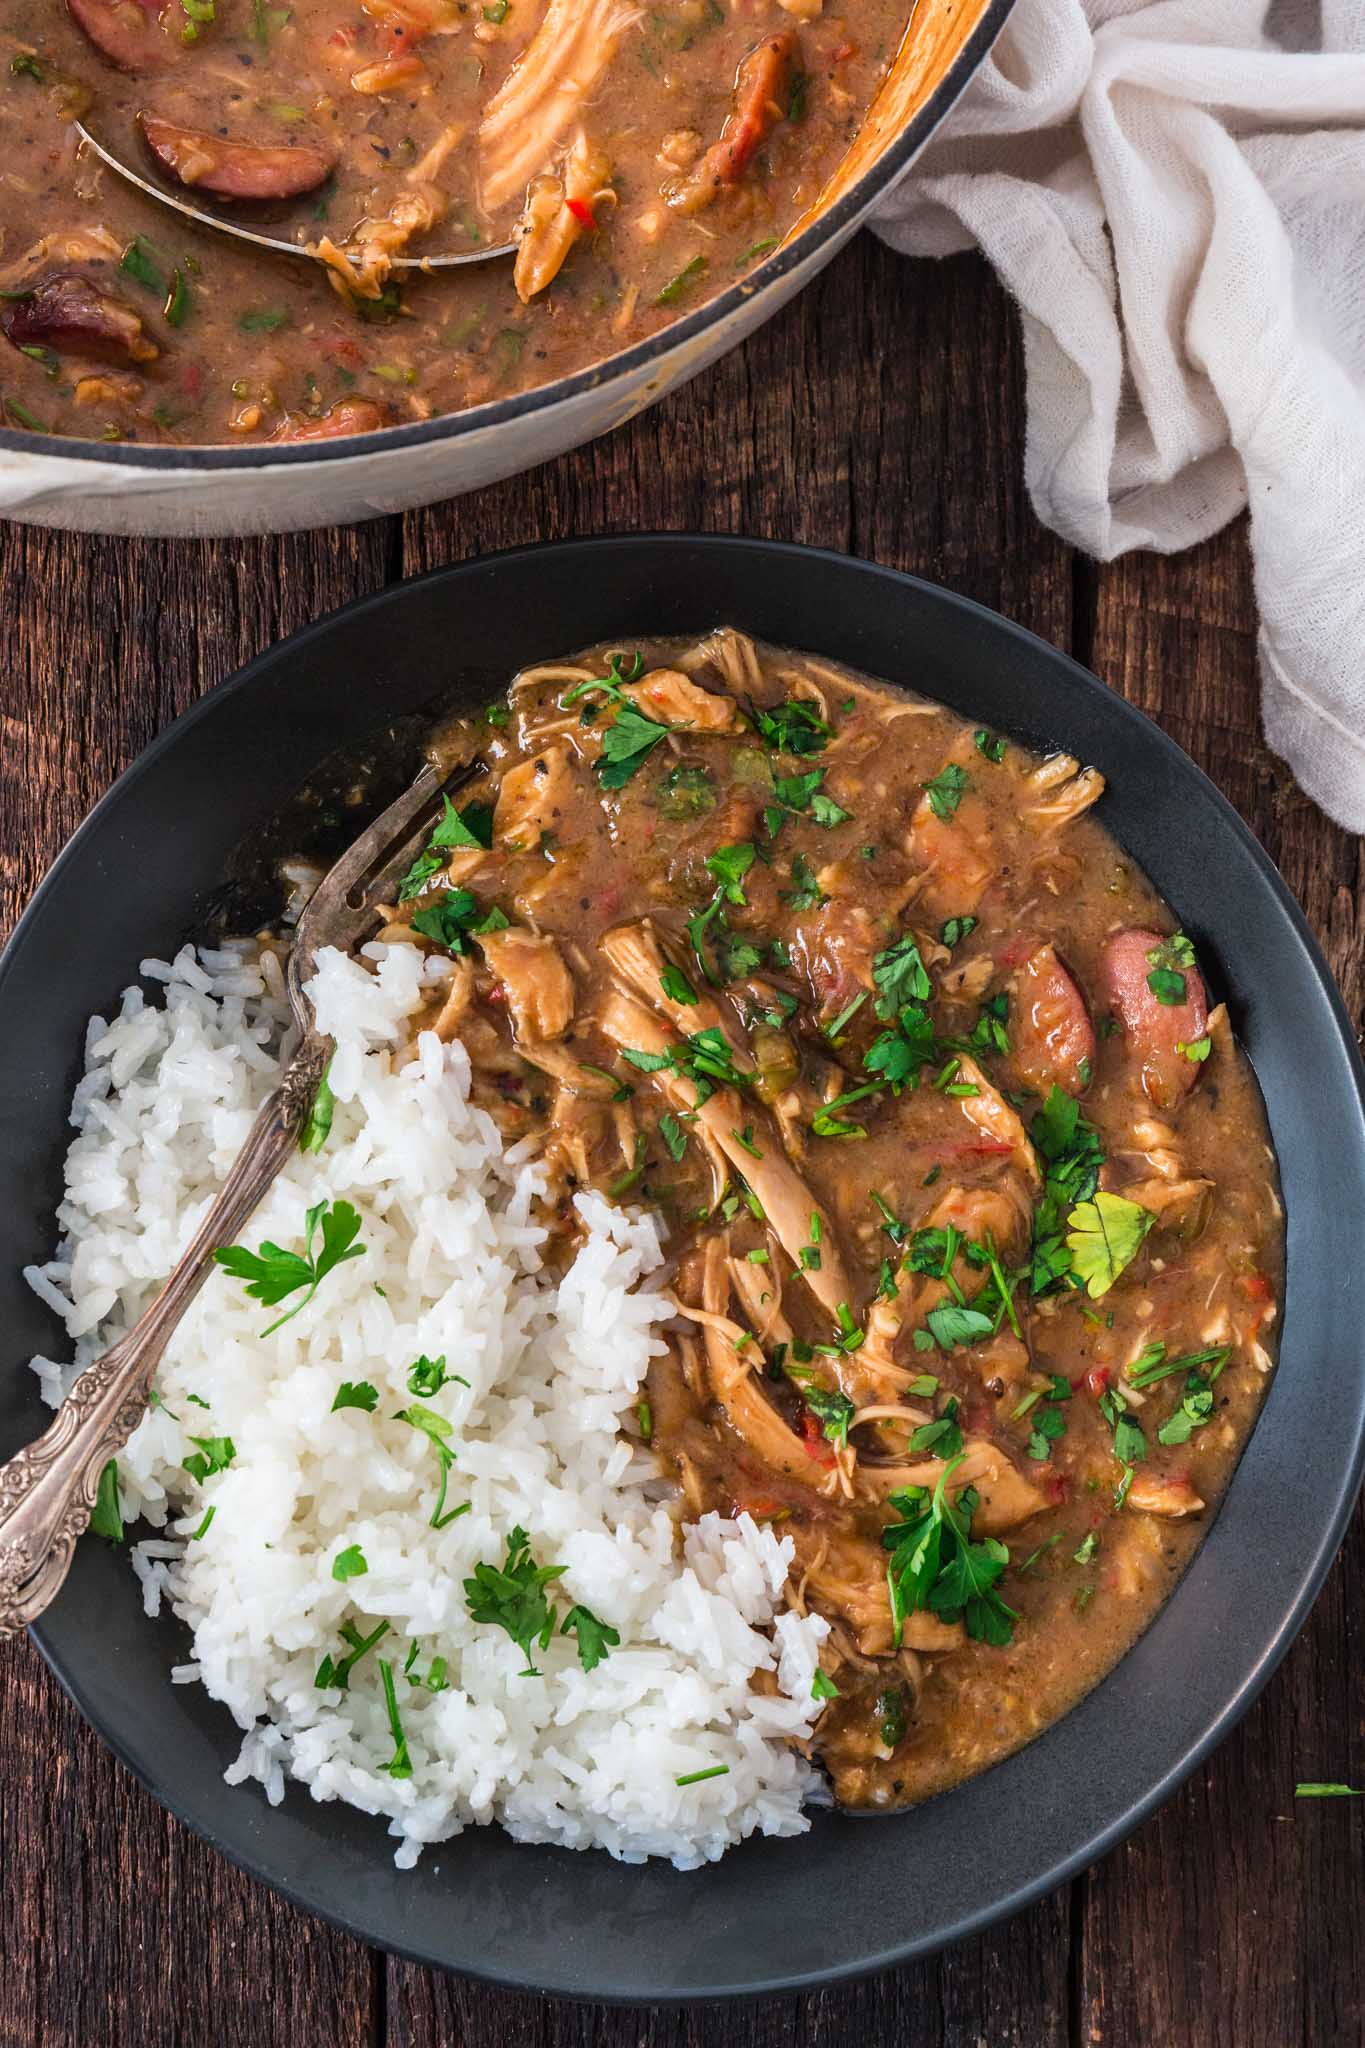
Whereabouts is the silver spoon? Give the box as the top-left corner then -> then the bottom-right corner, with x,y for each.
0,750 -> 484,1636
76,118 -> 516,270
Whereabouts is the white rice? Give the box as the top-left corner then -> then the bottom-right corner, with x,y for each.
25,940 -> 827,1868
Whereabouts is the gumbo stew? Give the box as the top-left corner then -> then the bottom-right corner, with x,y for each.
0,0 -> 903,443
361,629 -> 1281,1808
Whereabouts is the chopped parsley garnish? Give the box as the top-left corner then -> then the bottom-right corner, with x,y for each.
377,1658 -> 413,1778
659,1112 -> 688,1162
1180,1035 -> 1212,1062
908,1395 -> 964,1458
1073,1531 -> 1098,1565
214,1198 -> 365,1335
189,1507 -> 216,1540
657,763 -> 715,818
315,1618 -> 389,1690
941,915 -> 977,947
409,888 -> 508,952
799,1383 -> 856,1451
332,1380 -> 379,1413
90,1460 -> 124,1542
1023,1374 -> 1071,1460
394,1403 -> 467,1529
870,1190 -> 907,1243
974,729 -> 1007,763
407,1354 -> 468,1398
660,963 -> 698,1006
749,696 -> 830,757
655,255 -> 708,305
332,1543 -> 368,1582
675,1765 -> 729,1786
872,935 -> 931,1015
923,763 -> 969,821
883,1456 -> 1017,1647
463,1526 -> 615,1676
811,1668 -> 840,1701
1065,1191 -> 1154,1298
119,236 -> 163,291
924,1302 -> 994,1353
560,1603 -> 621,1671
431,792 -> 494,851
876,1686 -> 907,1746
622,1026 -> 749,1103
782,851 -> 825,911
1028,1087 -> 1105,1295
299,1062 -> 335,1154
1155,1349 -> 1230,1444
705,841 -> 756,903
1099,1385 -> 1147,1471
1145,931 -> 1196,1006
598,702 -> 672,788
1295,1783 -> 1362,1798
183,1434 -> 235,1484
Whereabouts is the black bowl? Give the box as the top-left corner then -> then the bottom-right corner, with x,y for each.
3,537 -> 1363,2000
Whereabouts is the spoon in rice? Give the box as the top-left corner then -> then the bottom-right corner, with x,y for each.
0,752 -> 484,1637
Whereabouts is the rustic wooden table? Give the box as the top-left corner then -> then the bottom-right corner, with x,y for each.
1,238 -> 1361,2048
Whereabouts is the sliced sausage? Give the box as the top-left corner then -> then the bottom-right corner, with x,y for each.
1099,926 -> 1209,1110
666,31 -> 799,215
138,115 -> 336,201
1008,941 -> 1095,1097
1,273 -> 158,364
66,0 -> 172,70
269,399 -> 386,442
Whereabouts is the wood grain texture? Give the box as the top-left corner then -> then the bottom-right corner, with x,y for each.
0,231 -> 1360,2048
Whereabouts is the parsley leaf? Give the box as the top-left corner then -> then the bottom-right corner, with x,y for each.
183,1434 -> 236,1484
782,851 -> 826,912
214,1198 -> 366,1335
1145,931 -> 1197,1005
974,729 -> 1007,763
332,1543 -> 368,1582
800,1383 -> 856,1451
90,1460 -> 124,1542
872,935 -> 931,1015
394,1403 -> 467,1528
883,1459 -> 1016,1647
660,963 -> 698,1006
430,793 -> 494,850
1065,1191 -> 1155,1298
750,696 -> 830,757
924,1303 -> 994,1352
464,1525 -> 568,1675
705,841 -> 756,903
407,1354 -> 467,1398
560,1603 -> 621,1672
924,763 -> 969,821
598,703 -> 670,788
300,1062 -> 335,1154
811,1667 -> 840,1701
332,1380 -> 379,1413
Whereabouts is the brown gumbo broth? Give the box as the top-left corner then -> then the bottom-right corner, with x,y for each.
0,0 -> 902,442
365,629 -> 1282,1809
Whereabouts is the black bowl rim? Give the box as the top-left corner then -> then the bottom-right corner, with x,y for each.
7,534 -> 1365,2001
0,0 -> 1015,478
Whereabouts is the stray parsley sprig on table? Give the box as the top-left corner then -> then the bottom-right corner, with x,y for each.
214,1198 -> 365,1335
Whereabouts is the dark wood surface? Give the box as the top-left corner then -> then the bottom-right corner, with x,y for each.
1,236 -> 1361,2048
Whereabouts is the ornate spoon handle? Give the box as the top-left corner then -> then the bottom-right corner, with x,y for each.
0,1034 -> 329,1639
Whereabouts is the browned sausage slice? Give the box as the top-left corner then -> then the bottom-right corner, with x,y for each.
1008,942 -> 1095,1097
270,399 -> 387,442
66,0 -> 172,70
1099,927 -> 1209,1110
667,31 -> 799,215
1,273 -> 158,364
138,115 -> 336,200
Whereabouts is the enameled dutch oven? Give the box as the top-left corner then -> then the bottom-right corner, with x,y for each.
0,0 -> 1013,537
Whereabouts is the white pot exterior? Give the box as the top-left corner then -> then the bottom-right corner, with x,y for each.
0,226 -> 850,539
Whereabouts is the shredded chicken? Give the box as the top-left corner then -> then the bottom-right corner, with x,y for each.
479,0 -> 643,214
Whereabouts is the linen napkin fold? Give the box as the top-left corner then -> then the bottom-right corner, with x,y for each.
874,0 -> 1365,831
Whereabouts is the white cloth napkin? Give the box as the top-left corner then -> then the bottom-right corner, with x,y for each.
873,0 -> 1365,832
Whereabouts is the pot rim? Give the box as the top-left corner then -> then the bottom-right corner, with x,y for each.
0,0 -> 1014,476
